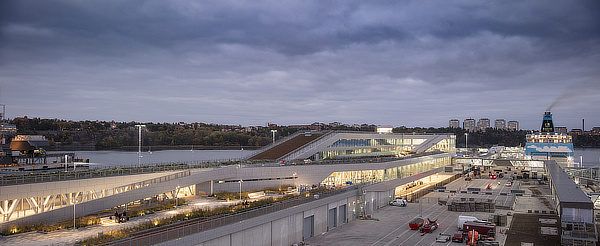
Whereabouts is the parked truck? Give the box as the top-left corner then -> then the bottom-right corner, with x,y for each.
457,216 -> 479,229
463,221 -> 495,238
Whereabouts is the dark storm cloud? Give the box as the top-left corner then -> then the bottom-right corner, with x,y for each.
1,0 -> 599,129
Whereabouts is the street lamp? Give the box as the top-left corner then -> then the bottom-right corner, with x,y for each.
464,133 -> 468,149
271,130 -> 277,144
239,180 -> 243,200
135,125 -> 146,167
73,198 -> 78,229
175,185 -> 180,208
292,172 -> 297,188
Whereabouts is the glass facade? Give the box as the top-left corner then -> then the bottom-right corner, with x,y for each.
330,138 -> 426,148
319,135 -> 454,159
429,138 -> 455,152
320,156 -> 451,186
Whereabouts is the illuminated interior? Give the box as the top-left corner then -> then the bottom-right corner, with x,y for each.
526,133 -> 572,143
320,157 -> 451,186
320,136 -> 453,159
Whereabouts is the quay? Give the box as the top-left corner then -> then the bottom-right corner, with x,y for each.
0,129 -> 597,246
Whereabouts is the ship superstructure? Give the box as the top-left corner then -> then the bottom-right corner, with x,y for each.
525,111 -> 574,167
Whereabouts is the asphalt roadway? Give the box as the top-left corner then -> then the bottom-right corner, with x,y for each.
304,173 -> 517,246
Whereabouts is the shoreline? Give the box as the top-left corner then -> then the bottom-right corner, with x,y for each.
47,145 -> 262,152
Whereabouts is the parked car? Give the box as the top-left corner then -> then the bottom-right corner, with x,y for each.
436,233 -> 451,242
409,217 -> 425,230
452,232 -> 465,243
389,199 -> 407,207
420,218 -> 438,233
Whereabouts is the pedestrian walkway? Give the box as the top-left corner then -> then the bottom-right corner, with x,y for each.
0,196 -> 235,246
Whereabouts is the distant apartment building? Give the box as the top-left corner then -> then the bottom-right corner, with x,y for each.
592,127 -> 600,135
494,119 -> 506,129
555,126 -> 568,134
507,121 -> 519,131
570,129 -> 583,135
449,119 -> 460,128
463,118 -> 476,132
477,118 -> 490,131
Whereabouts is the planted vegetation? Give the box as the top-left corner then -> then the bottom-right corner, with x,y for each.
0,200 -> 180,236
78,190 -> 300,245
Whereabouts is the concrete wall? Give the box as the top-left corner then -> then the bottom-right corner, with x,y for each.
173,182 -> 430,246
155,188 -> 376,246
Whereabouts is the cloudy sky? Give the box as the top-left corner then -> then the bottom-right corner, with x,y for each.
1,1 -> 599,130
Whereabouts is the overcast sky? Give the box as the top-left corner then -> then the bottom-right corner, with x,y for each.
1,1 -> 599,130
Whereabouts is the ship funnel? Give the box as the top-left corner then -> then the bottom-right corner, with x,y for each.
541,111 -> 555,133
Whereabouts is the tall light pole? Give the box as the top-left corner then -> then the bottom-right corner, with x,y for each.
292,172 -> 297,188
135,125 -> 146,167
174,185 -> 180,208
73,198 -> 78,229
271,130 -> 277,144
239,180 -> 243,200
465,133 -> 468,149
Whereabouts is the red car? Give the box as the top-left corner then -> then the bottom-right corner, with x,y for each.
452,232 -> 465,242
409,217 -> 425,230
420,218 -> 438,233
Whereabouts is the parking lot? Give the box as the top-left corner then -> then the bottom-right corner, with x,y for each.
305,173 -> 516,246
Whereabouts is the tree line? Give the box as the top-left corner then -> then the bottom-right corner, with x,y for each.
5,117 -> 599,150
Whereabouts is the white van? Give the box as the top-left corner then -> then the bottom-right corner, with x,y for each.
457,216 -> 478,229
389,199 -> 407,207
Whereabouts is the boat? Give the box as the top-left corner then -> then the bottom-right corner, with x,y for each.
525,111 -> 574,167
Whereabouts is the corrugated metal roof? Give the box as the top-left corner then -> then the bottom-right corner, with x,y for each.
546,160 -> 593,209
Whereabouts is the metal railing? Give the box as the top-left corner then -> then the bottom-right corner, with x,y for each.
277,130 -> 336,162
108,185 -> 358,246
112,170 -> 190,195
0,162 -> 221,186
286,150 -> 445,166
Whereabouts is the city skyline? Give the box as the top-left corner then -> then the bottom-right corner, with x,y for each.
1,1 -> 599,130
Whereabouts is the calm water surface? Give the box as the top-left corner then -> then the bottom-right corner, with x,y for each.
49,149 -> 254,168
50,148 -> 600,168
574,148 -> 600,167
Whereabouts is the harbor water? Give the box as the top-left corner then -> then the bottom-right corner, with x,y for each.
48,148 -> 600,168
48,149 -> 254,168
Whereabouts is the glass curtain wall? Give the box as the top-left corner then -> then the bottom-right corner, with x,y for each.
320,157 -> 450,186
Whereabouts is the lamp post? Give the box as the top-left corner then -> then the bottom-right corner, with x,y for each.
465,133 -> 468,149
292,172 -> 297,188
73,198 -> 78,229
135,125 -> 146,167
175,185 -> 180,208
239,180 -> 243,200
271,130 -> 277,144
